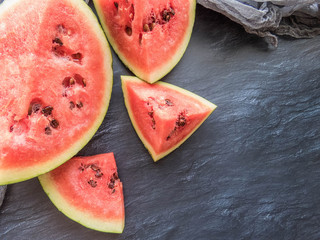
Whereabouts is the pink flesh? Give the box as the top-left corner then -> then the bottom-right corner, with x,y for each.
124,81 -> 212,155
97,0 -> 190,75
49,153 -> 124,221
0,0 -> 109,169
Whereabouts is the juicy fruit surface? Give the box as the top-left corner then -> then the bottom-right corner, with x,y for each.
39,153 -> 125,233
0,0 -> 112,184
122,76 -> 217,161
94,0 -> 195,83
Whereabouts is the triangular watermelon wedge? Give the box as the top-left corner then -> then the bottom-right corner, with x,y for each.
93,0 -> 196,83
122,76 -> 217,161
39,153 -> 125,233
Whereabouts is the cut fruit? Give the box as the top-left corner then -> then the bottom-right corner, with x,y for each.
121,76 -> 217,161
0,0 -> 113,185
39,153 -> 125,233
93,0 -> 196,83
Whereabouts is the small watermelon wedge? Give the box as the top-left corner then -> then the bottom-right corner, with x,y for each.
0,0 -> 113,184
93,0 -> 196,83
39,153 -> 125,233
122,76 -> 217,161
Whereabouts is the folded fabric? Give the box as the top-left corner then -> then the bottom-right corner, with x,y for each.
197,0 -> 320,47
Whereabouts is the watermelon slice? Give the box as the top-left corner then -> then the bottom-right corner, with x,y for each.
93,0 -> 196,83
0,0 -> 113,185
39,153 -> 125,233
122,76 -> 217,161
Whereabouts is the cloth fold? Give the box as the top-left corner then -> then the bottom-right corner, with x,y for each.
197,0 -> 320,47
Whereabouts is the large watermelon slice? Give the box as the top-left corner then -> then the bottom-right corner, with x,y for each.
93,0 -> 196,83
122,76 -> 217,161
39,153 -> 125,233
0,0 -> 113,184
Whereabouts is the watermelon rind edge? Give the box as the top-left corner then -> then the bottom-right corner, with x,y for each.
121,75 -> 217,162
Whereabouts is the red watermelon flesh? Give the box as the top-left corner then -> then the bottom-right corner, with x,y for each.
39,153 -> 125,233
0,0 -> 113,184
122,76 -> 217,161
93,0 -> 196,83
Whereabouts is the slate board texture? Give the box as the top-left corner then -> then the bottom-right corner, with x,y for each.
1,3 -> 320,240
0,186 -> 6,207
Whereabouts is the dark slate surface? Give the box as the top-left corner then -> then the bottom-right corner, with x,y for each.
0,186 -> 6,207
1,4 -> 320,240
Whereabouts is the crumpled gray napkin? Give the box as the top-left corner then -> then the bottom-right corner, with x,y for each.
197,0 -> 320,47
0,185 -> 7,207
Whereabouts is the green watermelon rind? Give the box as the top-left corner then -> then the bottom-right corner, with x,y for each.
93,0 -> 197,84
0,0 -> 113,185
38,159 -> 125,233
121,76 -> 217,162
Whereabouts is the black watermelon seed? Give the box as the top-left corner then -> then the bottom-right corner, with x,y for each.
79,163 -> 88,172
29,103 -> 41,115
50,119 -> 59,129
165,99 -> 174,106
113,172 -> 119,180
88,179 -> 97,188
76,101 -> 83,109
95,171 -> 103,178
42,106 -> 53,117
176,114 -> 186,127
52,37 -> 63,46
69,101 -> 75,110
152,119 -> 156,129
45,126 -> 51,135
108,182 -> 115,189
90,164 -> 99,171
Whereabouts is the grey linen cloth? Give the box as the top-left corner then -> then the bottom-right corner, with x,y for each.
0,185 -> 7,207
197,0 -> 320,47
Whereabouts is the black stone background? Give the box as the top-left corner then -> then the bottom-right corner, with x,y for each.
1,3 -> 320,240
